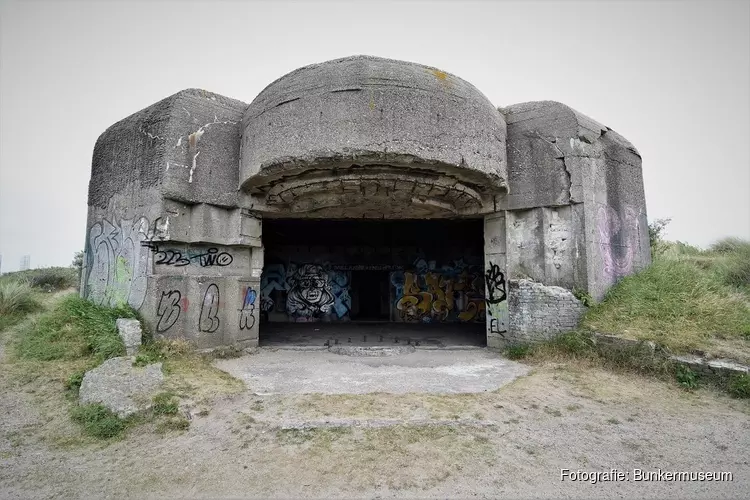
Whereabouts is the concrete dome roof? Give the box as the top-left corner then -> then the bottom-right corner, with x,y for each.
239,55 -> 507,205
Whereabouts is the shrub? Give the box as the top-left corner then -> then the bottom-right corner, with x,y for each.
648,217 -> 672,256
70,404 -> 125,439
675,364 -> 699,390
0,281 -> 39,316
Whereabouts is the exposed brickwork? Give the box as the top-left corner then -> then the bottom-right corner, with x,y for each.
507,278 -> 586,342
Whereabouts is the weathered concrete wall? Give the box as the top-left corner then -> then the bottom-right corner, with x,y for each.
503,101 -> 649,304
484,213 -> 508,349
507,279 -> 586,342
584,129 -> 651,300
82,89 -> 262,349
505,205 -> 586,290
240,55 -> 507,218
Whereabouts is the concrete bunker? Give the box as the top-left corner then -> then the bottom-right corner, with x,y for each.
81,55 -> 650,350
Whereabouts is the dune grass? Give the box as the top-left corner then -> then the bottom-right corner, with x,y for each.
580,238 -> 750,359
14,294 -> 137,362
0,281 -> 42,332
0,267 -> 77,292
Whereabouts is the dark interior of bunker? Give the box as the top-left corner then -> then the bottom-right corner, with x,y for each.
259,219 -> 487,347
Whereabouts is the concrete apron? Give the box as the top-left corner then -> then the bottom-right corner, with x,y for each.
259,322 -> 487,349
214,349 -> 529,395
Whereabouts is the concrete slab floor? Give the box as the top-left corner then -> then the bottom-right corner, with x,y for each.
214,349 -> 529,395
259,322 -> 487,347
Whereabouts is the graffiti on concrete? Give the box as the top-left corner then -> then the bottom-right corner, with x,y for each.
485,262 -> 508,335
260,263 -> 350,321
286,264 -> 336,321
143,243 -> 234,268
85,216 -> 162,309
239,287 -> 256,330
597,204 -> 641,278
259,264 -> 286,313
199,284 -> 220,333
156,290 -> 181,332
391,258 -> 486,323
329,271 -> 351,319
485,263 -> 507,304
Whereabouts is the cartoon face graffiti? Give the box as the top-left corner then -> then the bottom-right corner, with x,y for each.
286,264 -> 335,318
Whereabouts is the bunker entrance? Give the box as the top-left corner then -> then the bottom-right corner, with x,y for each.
259,218 -> 487,347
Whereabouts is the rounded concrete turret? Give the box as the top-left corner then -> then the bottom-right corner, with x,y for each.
240,56 -> 507,218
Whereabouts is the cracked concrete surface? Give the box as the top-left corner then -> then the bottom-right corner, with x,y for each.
214,348 -> 530,395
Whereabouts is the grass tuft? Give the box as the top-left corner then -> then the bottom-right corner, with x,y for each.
14,294 -> 137,362
727,373 -> 750,399
65,370 -> 86,396
504,344 -> 532,360
709,237 -> 750,255
152,392 -> 179,415
0,281 -> 40,316
70,404 -> 126,439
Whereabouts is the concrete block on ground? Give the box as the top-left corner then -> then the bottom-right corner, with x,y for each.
116,318 -> 143,356
79,357 -> 165,418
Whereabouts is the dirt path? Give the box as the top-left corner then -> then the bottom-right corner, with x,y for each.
1,345 -> 749,499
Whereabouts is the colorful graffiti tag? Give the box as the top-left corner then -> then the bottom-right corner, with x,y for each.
391,259 -> 486,323
260,263 -> 352,322
85,216 -> 157,309
239,287 -> 256,330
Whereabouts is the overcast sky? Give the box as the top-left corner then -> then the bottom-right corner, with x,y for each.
0,0 -> 748,272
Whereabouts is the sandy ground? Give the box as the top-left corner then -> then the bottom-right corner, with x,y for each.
1,344 -> 749,499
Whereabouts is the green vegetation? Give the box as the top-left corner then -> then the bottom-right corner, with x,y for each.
0,267 -> 242,443
674,365 -> 699,390
581,257 -> 750,355
727,373 -> 750,399
70,404 -> 126,439
506,229 -> 750,396
504,344 -> 532,360
14,294 -> 136,362
648,217 -> 672,256
710,238 -> 750,292
0,280 -> 40,315
0,265 -> 78,332
579,229 -> 750,361
152,392 -> 180,416
0,281 -> 41,332
572,287 -> 594,307
69,397 -> 190,439
65,369 -> 87,396
0,266 -> 77,292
